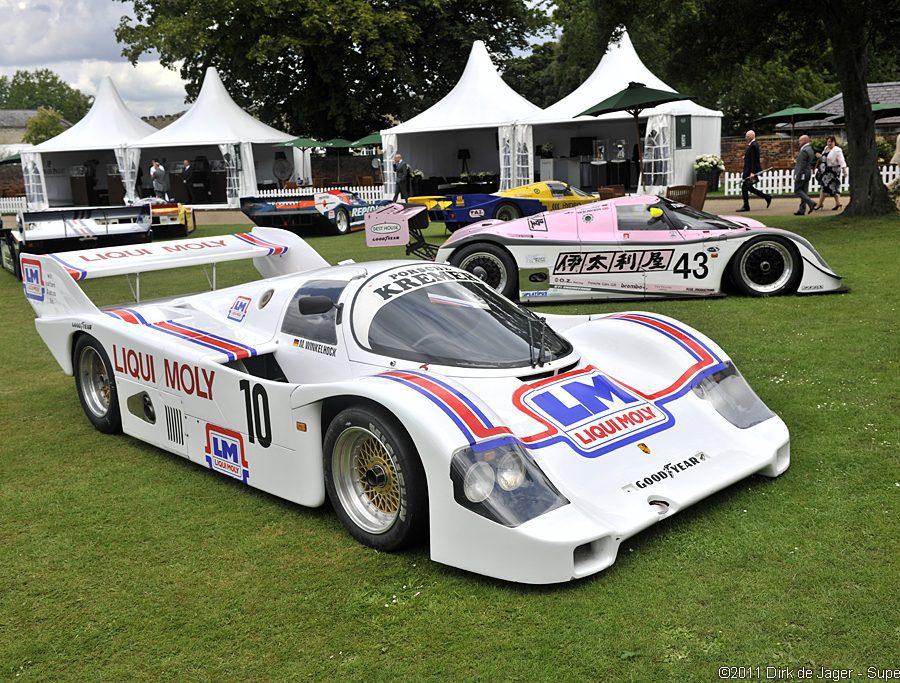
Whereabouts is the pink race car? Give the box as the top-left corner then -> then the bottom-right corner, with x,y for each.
431,195 -> 845,302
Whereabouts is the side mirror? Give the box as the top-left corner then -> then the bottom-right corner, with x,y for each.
297,295 -> 334,315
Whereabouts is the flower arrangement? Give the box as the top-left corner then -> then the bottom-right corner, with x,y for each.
694,154 -> 725,172
410,168 -> 425,179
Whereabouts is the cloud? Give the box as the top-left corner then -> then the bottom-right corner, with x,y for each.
0,0 -> 188,115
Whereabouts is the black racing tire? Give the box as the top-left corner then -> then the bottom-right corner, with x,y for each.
331,207 -> 351,236
494,202 -> 522,222
324,405 -> 428,551
449,242 -> 518,299
73,335 -> 122,434
729,236 -> 802,296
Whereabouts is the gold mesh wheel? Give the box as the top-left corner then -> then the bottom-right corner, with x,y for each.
332,426 -> 401,534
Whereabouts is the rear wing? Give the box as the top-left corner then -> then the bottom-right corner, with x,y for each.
364,203 -> 437,260
15,205 -> 151,243
22,226 -> 329,319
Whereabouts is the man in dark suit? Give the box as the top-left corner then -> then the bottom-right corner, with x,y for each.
793,135 -> 818,215
392,152 -> 410,202
182,159 -> 194,203
736,130 -> 772,212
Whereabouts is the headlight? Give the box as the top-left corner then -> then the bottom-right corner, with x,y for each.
450,440 -> 568,527
692,361 -> 775,428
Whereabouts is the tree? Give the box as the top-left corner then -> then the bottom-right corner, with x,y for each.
22,107 -> 67,144
115,0 -> 549,139
0,69 -> 93,123
535,0 -> 898,214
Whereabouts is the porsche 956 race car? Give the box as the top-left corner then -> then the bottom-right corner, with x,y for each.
432,195 -> 846,301
241,189 -> 391,236
23,228 -> 789,583
411,181 -> 597,232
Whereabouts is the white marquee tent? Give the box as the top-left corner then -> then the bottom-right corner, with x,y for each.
22,77 -> 157,208
134,67 -> 300,207
524,29 -> 723,191
381,41 -> 543,193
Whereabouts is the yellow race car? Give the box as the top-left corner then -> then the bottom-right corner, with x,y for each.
410,180 -> 598,231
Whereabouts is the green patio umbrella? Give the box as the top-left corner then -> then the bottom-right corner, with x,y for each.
827,102 -> 900,124
756,105 -> 831,153
319,139 -> 353,182
350,132 -> 382,147
578,81 -> 694,185
0,153 -> 21,165
279,136 -> 322,149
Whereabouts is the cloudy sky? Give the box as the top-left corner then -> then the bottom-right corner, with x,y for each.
0,0 -> 189,116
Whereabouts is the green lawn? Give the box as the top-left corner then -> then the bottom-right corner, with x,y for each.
1,214 -> 897,680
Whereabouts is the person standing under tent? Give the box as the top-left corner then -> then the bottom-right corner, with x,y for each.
182,159 -> 195,203
736,130 -> 772,212
150,159 -> 169,200
392,152 -> 410,202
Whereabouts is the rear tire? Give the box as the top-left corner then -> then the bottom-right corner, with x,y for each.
449,242 -> 518,299
494,202 -> 522,222
729,236 -> 802,296
73,335 -> 122,434
332,207 -> 351,235
324,405 -> 427,551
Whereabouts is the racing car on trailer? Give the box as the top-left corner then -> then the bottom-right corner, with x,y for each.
2,204 -> 152,280
241,189 -> 391,236
411,180 -> 599,232
24,227 -> 789,583
417,195 -> 845,301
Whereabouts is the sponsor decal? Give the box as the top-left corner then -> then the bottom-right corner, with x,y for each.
518,368 -> 669,455
368,264 -> 480,302
292,337 -> 338,357
71,321 -> 92,330
522,291 -> 549,297
553,249 -> 675,275
799,284 -> 824,291
228,296 -> 252,322
204,424 -> 249,483
631,454 -> 708,489
455,196 -> 465,206
21,258 -> 45,301
233,233 -> 289,256
525,254 -> 547,265
371,222 -> 401,235
533,188 -> 540,194
350,205 -> 378,217
468,208 -> 485,218
164,359 -> 215,399
113,344 -> 157,383
527,216 -> 547,231
638,442 -> 651,454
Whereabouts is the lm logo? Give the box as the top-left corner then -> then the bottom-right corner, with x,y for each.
204,424 -> 249,483
21,257 -> 45,302
228,295 -> 252,322
519,368 -> 672,456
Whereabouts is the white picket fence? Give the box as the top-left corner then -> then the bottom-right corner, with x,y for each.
0,196 -> 27,214
724,165 -> 900,196
254,185 -> 389,202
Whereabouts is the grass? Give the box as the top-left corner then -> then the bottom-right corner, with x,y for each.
1,214 -> 898,680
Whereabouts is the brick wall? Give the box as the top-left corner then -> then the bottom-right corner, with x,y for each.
722,136 -> 797,172
0,164 -> 24,196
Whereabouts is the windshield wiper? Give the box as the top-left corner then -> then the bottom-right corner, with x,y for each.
536,316 -> 548,368
527,316 -> 537,367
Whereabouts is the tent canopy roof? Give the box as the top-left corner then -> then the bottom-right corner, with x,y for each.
526,28 -> 721,125
33,77 -> 156,153
136,67 -> 294,148
383,41 -> 542,135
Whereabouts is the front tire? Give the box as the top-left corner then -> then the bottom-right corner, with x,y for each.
324,405 -> 427,551
449,242 -> 518,299
331,207 -> 351,235
73,335 -> 122,433
494,202 -> 522,222
729,236 -> 802,296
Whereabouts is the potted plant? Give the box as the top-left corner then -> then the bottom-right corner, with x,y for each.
540,143 -> 554,159
694,154 -> 725,191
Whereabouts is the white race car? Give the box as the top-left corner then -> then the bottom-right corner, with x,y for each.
23,228 -> 790,584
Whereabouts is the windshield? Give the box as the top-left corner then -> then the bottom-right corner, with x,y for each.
353,268 -> 572,369
658,197 -> 744,230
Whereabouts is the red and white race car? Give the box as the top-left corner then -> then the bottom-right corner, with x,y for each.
23,228 -> 789,583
